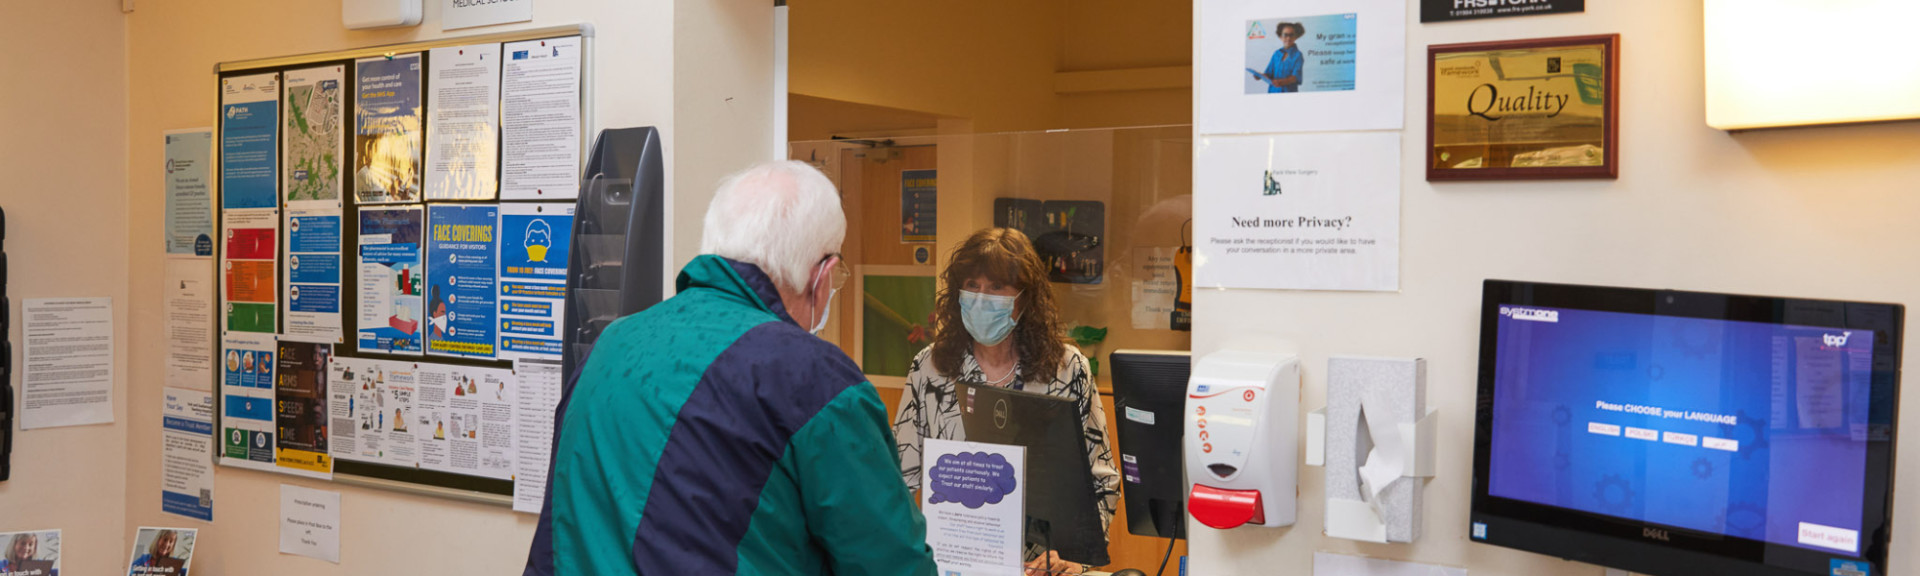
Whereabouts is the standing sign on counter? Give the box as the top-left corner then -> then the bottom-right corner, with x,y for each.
501,36 -> 583,200
425,44 -> 503,200
920,438 -> 1026,576
357,207 -> 425,355
498,204 -> 573,359
426,204 -> 500,359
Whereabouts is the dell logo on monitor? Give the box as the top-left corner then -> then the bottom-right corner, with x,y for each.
994,399 -> 1010,429
1823,331 -> 1852,347
1643,527 -> 1670,542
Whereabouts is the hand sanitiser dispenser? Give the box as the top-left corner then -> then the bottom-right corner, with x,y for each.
1185,350 -> 1299,529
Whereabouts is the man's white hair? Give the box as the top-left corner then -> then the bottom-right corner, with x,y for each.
700,160 -> 846,293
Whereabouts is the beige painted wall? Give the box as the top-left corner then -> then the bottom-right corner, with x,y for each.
0,3 -> 131,575
1189,2 -> 1920,575
790,0 -> 1190,134
115,1 -> 769,573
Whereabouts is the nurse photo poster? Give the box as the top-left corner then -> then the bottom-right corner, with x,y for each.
1199,0 -> 1405,134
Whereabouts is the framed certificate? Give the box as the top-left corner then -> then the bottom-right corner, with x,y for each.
1426,34 -> 1619,181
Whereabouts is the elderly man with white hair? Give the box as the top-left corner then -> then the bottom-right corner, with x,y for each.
525,161 -> 938,576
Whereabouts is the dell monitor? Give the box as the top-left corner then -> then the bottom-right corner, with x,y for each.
956,381 -> 1110,567
1110,350 -> 1191,540
1471,280 -> 1902,576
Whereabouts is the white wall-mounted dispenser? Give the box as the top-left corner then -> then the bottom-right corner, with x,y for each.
343,0 -> 422,30
1305,356 -> 1436,543
1184,350 -> 1299,529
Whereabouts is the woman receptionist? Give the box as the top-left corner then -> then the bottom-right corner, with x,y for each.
893,227 -> 1119,574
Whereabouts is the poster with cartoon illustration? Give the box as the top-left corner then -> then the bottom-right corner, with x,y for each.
357,207 -> 425,355
498,203 -> 574,359
426,204 -> 500,360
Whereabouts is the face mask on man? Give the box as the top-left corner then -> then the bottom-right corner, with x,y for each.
808,261 -> 839,336
959,289 -> 1021,346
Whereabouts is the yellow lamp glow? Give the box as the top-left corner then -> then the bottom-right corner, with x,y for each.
1705,0 -> 1920,130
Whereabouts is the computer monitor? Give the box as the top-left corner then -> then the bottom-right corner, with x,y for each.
956,381 -> 1110,567
1109,350 -> 1191,540
1471,280 -> 1903,576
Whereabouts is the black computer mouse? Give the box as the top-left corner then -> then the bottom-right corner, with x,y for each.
1111,569 -> 1148,576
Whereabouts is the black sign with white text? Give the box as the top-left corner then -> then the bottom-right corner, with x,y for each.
1421,0 -> 1583,23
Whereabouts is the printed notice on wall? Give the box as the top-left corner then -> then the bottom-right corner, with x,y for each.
161,387 -> 216,522
329,357 -> 423,468
164,128 -> 215,256
1130,247 -> 1180,330
501,36 -> 583,200
221,73 -> 280,210
357,207 -> 425,355
285,205 -> 344,343
354,53 -> 424,204
279,485 -> 342,563
1194,132 -> 1400,291
275,341 -> 333,478
499,204 -> 574,359
415,363 -> 515,479
513,359 -> 562,513
426,44 -> 503,200
223,208 -> 279,333
127,526 -> 199,575
1198,0 -> 1405,134
426,204 -> 501,359
165,259 -> 216,391
921,438 -> 1026,576
220,333 -> 278,473
21,298 -> 115,429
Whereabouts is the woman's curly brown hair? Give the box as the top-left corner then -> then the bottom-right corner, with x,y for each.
929,228 -> 1068,382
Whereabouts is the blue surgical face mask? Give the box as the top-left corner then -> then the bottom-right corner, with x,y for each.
959,289 -> 1021,346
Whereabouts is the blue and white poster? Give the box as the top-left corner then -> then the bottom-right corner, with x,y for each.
357,207 -> 424,355
901,169 -> 937,243
162,387 -> 216,521
285,206 -> 343,343
499,203 -> 573,359
220,332 -> 278,473
221,73 -> 280,210
354,54 -> 423,204
427,204 -> 500,359
164,128 -> 215,256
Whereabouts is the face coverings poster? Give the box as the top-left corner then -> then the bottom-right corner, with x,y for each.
426,204 -> 500,360
498,203 -> 573,359
357,207 -> 425,355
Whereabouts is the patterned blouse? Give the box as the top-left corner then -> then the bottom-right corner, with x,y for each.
892,344 -> 1121,562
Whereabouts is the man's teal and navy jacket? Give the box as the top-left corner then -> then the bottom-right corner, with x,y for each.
524,255 -> 938,575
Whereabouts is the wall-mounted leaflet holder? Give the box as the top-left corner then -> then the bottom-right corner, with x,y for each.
559,127 -> 665,391
1184,350 -> 1299,529
1305,356 -> 1436,543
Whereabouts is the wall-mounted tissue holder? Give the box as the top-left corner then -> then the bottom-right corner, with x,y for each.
1305,356 -> 1435,543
